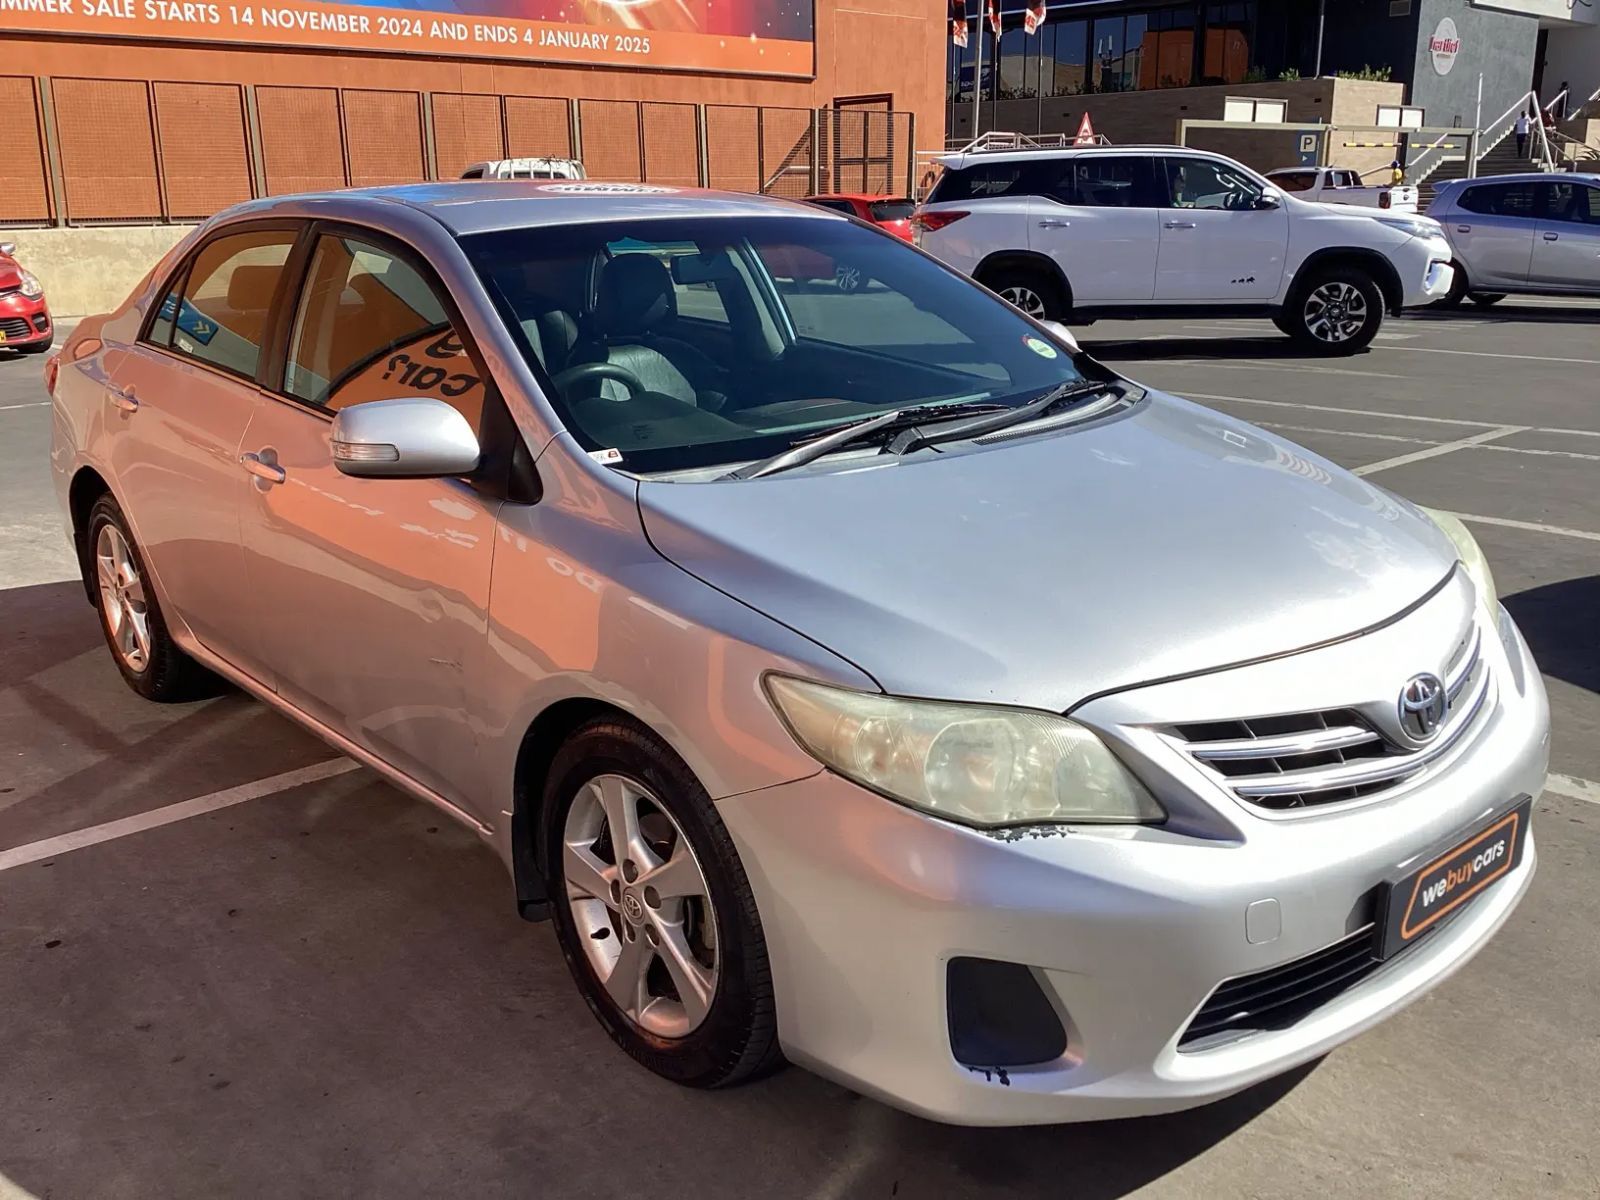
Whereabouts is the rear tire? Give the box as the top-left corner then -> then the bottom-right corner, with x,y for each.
544,718 -> 784,1089
85,495 -> 220,702
1433,263 -> 1468,309
980,263 -> 1067,322
1284,266 -> 1384,355
1469,292 -> 1506,308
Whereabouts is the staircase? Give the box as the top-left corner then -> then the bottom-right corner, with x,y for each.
1416,138 -> 1544,210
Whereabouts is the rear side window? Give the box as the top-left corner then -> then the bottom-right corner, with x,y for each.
1271,171 -> 1315,193
869,199 -> 915,221
1057,157 -> 1160,207
807,198 -> 855,214
283,234 -> 486,430
1457,183 -> 1537,217
927,162 -> 1039,203
1544,182 -> 1600,225
149,229 -> 296,380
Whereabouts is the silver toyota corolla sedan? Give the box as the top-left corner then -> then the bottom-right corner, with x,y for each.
48,182 -> 1548,1125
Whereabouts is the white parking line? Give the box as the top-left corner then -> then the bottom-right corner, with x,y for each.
0,758 -> 361,873
1374,344 -> 1600,366
0,401 -> 48,412
1452,512 -> 1600,543
1352,425 -> 1528,476
1257,422 -> 1438,446
1546,774 -> 1600,807
1180,391 -> 1600,439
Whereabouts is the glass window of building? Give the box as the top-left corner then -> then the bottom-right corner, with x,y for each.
1203,1 -> 1255,84
998,25 -> 1033,99
1092,16 -> 1125,93
1050,18 -> 1089,97
1153,7 -> 1195,88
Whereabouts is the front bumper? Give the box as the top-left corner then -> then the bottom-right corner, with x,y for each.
1408,238 -> 1456,305
0,290 -> 52,346
718,596 -> 1548,1125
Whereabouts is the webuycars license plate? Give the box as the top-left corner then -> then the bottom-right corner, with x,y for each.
1377,799 -> 1531,960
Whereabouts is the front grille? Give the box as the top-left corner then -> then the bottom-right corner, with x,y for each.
1179,926 -> 1380,1049
1172,619 -> 1490,812
0,317 -> 32,339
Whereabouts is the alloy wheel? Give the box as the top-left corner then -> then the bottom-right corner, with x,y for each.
999,285 -> 1047,319
95,523 -> 151,672
562,773 -> 719,1039
1303,281 -> 1369,344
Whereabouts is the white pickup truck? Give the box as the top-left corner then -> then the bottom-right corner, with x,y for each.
1266,166 -> 1419,214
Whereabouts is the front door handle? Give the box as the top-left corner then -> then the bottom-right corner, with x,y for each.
240,450 -> 286,485
1543,231 -> 1559,241
1163,221 -> 1197,230
109,386 -> 139,413
1036,218 -> 1071,229
1456,224 -> 1472,233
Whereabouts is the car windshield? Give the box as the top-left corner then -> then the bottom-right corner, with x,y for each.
460,215 -> 1092,474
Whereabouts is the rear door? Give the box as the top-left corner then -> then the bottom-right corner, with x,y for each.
1448,182 -> 1538,288
1029,155 -> 1160,303
1153,155 -> 1287,301
105,224 -> 301,681
1528,180 -> 1600,291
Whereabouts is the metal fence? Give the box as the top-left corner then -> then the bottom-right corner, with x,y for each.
1,76 -> 916,226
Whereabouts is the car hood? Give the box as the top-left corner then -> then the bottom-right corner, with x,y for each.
638,393 -> 1455,711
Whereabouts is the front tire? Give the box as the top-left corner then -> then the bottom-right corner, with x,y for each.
544,718 -> 783,1089
981,263 -> 1067,322
14,335 -> 53,355
1469,292 -> 1506,308
1285,266 -> 1384,354
85,495 -> 218,701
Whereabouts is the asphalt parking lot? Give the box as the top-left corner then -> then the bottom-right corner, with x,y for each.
3,300 -> 1599,1199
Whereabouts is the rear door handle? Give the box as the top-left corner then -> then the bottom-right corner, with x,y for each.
109,386 -> 139,413
1163,221 -> 1197,230
1036,219 -> 1071,229
1456,224 -> 1472,233
240,450 -> 286,485
1542,231 -> 1559,241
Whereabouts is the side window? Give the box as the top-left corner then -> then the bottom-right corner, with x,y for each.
1050,156 -> 1157,207
283,234 -> 486,430
604,238 -> 731,326
1271,171 -> 1313,193
150,229 -> 296,380
927,162 -> 1039,203
1544,182 -> 1600,224
1161,157 -> 1264,210
1458,183 -> 1536,217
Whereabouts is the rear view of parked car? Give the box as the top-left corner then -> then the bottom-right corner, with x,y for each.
1267,166 -> 1419,213
916,145 -> 1455,353
1428,173 -> 1600,307
49,182 -> 1546,1126
0,240 -> 53,355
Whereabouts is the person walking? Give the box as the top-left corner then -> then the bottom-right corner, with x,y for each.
1515,108 -> 1531,158
1390,158 -> 1405,186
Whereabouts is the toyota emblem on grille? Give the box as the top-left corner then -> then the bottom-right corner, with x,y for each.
1398,673 -> 1448,741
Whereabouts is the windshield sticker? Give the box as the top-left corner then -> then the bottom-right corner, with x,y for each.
539,183 -> 679,195
1023,335 -> 1058,359
587,447 -> 625,465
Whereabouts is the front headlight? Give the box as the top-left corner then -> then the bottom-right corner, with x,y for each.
1376,216 -> 1441,240
1420,506 -> 1496,613
764,676 -> 1165,827
18,269 -> 43,299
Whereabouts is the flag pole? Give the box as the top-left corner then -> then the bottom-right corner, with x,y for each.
971,3 -> 983,139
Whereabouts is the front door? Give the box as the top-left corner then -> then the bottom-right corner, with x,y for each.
1449,181 -> 1538,289
1529,181 -> 1600,290
1154,156 -> 1287,302
236,229 -> 502,812
104,226 -> 300,681
1028,154 -> 1160,304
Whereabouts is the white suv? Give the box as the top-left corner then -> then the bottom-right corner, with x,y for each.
917,145 -> 1455,354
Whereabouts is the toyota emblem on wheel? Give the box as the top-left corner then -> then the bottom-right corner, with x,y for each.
1398,673 -> 1448,741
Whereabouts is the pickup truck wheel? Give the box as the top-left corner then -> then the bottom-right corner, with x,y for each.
1287,267 -> 1384,355
1469,292 -> 1506,309
982,264 -> 1067,321
545,718 -> 784,1089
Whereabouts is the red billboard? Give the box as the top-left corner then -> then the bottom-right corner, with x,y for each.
0,0 -> 815,77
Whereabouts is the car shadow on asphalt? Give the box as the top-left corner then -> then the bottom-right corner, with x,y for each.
1504,574 -> 1600,696
1406,305 -> 1600,326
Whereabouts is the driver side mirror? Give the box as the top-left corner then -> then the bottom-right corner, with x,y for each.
0,241 -> 15,256
1255,190 -> 1282,210
330,397 -> 480,479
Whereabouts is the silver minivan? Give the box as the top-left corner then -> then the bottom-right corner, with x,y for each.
1428,172 -> 1600,306
48,182 -> 1548,1126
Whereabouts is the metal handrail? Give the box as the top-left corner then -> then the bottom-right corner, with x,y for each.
944,130 -> 1111,154
1404,128 -> 1461,185
1476,88 -> 1554,172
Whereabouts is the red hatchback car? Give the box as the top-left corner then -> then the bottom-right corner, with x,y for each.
0,240 -> 52,355
802,194 -> 917,242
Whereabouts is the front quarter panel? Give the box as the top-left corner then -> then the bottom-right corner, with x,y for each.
477,434 -> 876,854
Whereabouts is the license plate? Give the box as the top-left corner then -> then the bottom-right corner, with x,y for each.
1377,798 -> 1531,960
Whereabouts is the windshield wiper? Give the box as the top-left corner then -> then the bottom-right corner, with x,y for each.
882,379 -> 1128,456
719,402 -> 1008,481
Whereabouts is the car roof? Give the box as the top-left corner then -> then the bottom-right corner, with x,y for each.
207,181 -> 836,237
1437,172 -> 1600,190
935,143 -> 1224,169
808,193 -> 907,202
